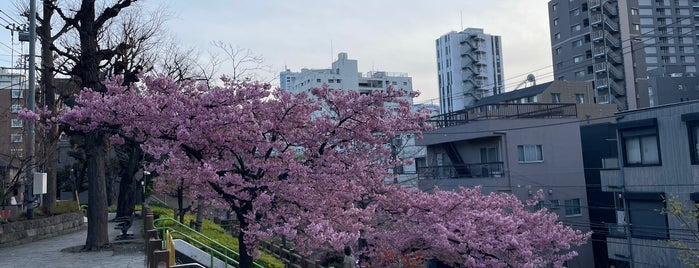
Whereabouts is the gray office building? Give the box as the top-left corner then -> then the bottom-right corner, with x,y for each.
548,0 -> 698,110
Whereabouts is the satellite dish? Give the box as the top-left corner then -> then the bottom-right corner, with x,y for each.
514,74 -> 537,90
526,74 -> 536,84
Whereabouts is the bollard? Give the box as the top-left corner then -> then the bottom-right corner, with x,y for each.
144,213 -> 154,236
148,238 -> 163,267
152,250 -> 170,268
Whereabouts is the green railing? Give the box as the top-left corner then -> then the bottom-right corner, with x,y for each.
153,217 -> 265,268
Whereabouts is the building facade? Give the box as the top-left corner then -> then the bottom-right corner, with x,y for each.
416,103 -> 595,268
600,100 -> 699,268
436,28 -> 505,114
280,53 -> 421,183
472,80 -> 618,124
548,0 -> 698,110
0,68 -> 26,160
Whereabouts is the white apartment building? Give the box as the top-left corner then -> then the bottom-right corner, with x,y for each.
436,28 -> 505,114
280,53 -> 423,185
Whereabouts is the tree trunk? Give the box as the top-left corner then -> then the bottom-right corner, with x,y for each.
79,0 -> 110,250
195,199 -> 204,232
115,144 -> 142,217
237,210 -> 253,268
84,131 -> 109,250
39,0 -> 59,210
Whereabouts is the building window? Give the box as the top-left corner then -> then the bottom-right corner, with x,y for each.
10,104 -> 22,113
517,145 -> 544,163
628,197 -> 668,239
574,55 -> 584,63
575,93 -> 585,104
620,122 -> 660,166
10,149 -> 23,157
11,89 -> 23,98
555,47 -> 562,55
631,8 -> 639,15
552,3 -> 558,11
575,70 -> 585,78
565,199 -> 582,216
551,93 -> 561,103
550,200 -> 560,209
336,79 -> 342,83
11,119 -> 22,128
554,32 -> 561,40
553,18 -> 559,26
11,133 -> 23,143
572,39 -> 583,47
683,114 -> 699,164
571,24 -> 581,32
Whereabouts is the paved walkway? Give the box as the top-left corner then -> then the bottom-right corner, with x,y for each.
0,213 -> 146,268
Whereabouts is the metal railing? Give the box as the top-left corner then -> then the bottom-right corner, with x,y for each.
417,162 -> 504,180
427,103 -> 577,129
153,217 -> 265,268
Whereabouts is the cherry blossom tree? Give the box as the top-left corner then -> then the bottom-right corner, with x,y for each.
41,75 -> 588,267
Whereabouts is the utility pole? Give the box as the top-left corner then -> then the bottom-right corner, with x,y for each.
24,0 -> 37,218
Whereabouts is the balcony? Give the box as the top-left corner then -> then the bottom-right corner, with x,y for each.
589,0 -> 601,9
427,103 -> 578,129
417,162 -> 504,180
600,166 -> 623,191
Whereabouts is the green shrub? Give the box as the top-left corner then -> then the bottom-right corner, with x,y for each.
149,204 -> 283,268
48,200 -> 80,215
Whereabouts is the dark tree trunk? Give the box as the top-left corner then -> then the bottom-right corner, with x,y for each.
176,187 -> 186,223
39,0 -> 59,209
237,207 -> 253,268
84,131 -> 109,250
115,144 -> 142,217
79,0 -> 110,250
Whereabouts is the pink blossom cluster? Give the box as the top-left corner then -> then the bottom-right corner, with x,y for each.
54,75 -> 588,267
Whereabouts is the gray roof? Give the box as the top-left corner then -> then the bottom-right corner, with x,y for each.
473,81 -> 554,107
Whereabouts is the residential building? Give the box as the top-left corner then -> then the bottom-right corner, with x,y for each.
472,80 -> 618,124
0,68 -> 26,160
646,66 -> 699,106
280,53 -> 421,183
280,52 -> 412,99
436,28 -> 505,114
548,0 -> 699,110
0,68 -> 26,206
600,100 -> 699,268
416,103 -> 595,268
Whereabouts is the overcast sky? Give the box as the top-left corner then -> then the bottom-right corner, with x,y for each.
0,0 -> 554,104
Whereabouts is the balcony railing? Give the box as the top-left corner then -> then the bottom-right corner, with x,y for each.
417,162 -> 504,180
427,103 -> 577,129
607,223 -> 628,238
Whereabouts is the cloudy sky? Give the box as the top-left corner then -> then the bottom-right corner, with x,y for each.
1,0 -> 555,104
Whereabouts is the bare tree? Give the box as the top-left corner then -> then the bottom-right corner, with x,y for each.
212,41 -> 272,82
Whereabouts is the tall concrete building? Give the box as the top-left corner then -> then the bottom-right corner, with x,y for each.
436,28 -> 505,114
548,0 -> 699,110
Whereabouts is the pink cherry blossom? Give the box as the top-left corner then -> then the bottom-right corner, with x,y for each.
54,75 -> 588,267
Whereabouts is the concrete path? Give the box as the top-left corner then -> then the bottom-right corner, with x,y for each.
0,213 -> 146,268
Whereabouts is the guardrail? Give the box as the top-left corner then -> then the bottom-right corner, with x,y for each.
153,217 -> 264,268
